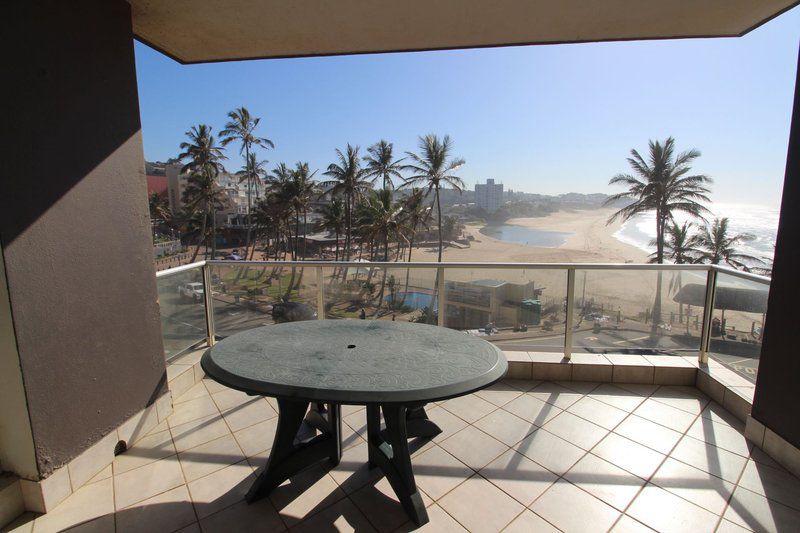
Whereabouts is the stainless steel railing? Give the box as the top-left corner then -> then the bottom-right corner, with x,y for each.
156,260 -> 770,363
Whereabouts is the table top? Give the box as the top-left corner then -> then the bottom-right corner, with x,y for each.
201,320 -> 507,404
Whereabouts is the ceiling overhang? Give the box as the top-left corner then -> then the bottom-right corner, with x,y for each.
130,0 -> 799,64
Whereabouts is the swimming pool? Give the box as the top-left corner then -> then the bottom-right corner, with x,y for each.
385,291 -> 435,310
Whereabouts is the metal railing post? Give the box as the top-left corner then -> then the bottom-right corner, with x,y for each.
564,268 -> 576,359
316,266 -> 325,320
437,266 -> 445,327
698,268 -> 717,364
202,264 -> 216,347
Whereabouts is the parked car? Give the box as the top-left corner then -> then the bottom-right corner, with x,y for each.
271,302 -> 317,323
226,254 -> 244,261
178,282 -> 204,302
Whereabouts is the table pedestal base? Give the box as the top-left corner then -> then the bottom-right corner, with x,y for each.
247,399 -> 440,527
367,404 -> 433,526
246,398 -> 341,503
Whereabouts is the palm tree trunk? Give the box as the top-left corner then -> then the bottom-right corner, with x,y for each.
210,204 -> 217,259
435,185 -> 443,262
244,144 -> 252,252
191,212 -> 207,263
334,228 -> 339,261
302,208 -> 308,260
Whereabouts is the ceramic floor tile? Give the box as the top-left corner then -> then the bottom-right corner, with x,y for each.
501,378 -> 541,392
290,497 -> 376,533
114,455 -> 185,510
566,396 -> 629,430
542,411 -> 609,451
174,382 -> 210,404
178,433 -> 246,482
32,479 -> 114,533
210,389 -> 258,411
440,425 -> 509,470
424,406 -> 469,443
395,503 -> 468,532
649,386 -> 709,415
233,417 -> 279,457
351,477 -> 431,533
473,408 -> 537,447
611,515 -> 657,532
528,382 -> 584,409
513,428 -> 586,476
627,483 -> 719,533
439,475 -> 525,533
479,448 -> 557,506
439,394 -> 497,424
198,498 -> 285,532
615,415 -> 683,455
700,402 -> 746,431
564,453 -> 646,511
168,395 -> 219,428
115,485 -> 196,533
220,398 -> 277,433
502,509 -> 559,532
326,441 -> 382,495
591,433 -> 666,480
268,463 -> 346,526
685,417 -> 752,458
113,429 -> 176,475
736,459 -> 800,511
650,457 -> 735,515
669,435 -> 748,484
633,398 -> 698,433
170,414 -> 233,453
474,381 -> 523,407
723,485 -> 800,533
530,479 -> 621,533
589,384 -> 649,412
187,460 -> 254,520
411,445 -> 473,501
501,393 -> 563,427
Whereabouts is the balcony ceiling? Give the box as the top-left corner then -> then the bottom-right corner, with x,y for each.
130,0 -> 798,64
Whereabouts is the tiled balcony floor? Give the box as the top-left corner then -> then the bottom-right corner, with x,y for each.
7,379 -> 800,532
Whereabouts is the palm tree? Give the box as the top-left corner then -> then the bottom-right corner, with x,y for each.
363,140 -> 405,191
647,221 -> 699,265
178,124 -> 226,177
322,145 -> 372,260
356,189 -> 407,262
148,192 -> 172,226
267,163 -> 296,258
694,217 -> 762,271
181,168 -> 230,261
220,107 -> 274,252
605,137 -> 711,340
649,221 -> 700,328
605,137 -> 712,264
401,134 -> 465,261
236,153 -> 268,255
318,198 -> 346,261
177,125 -> 227,260
288,162 -> 319,260
400,188 -> 431,262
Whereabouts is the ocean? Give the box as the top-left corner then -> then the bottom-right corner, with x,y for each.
613,203 -> 779,262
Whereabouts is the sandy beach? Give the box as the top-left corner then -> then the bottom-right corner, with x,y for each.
412,207 -> 649,264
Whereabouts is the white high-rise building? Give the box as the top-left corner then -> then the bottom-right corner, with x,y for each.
475,178 -> 504,213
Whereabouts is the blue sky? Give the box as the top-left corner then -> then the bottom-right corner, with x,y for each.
135,7 -> 799,207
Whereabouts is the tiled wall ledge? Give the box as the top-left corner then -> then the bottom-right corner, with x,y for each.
0,475 -> 24,529
505,351 -> 756,422
506,349 -> 800,485
11,359 -> 198,517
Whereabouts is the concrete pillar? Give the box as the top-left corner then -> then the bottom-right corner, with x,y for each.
2,0 -> 166,480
